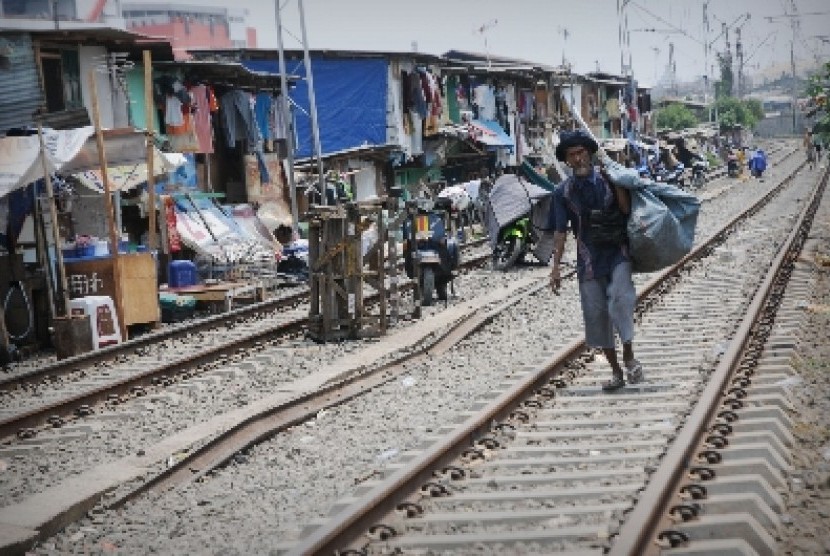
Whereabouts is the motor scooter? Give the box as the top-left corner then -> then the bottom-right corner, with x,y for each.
727,152 -> 741,177
654,162 -> 686,188
402,198 -> 459,306
690,157 -> 708,189
492,216 -> 534,270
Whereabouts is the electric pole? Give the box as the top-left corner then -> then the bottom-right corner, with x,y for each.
735,27 -> 743,98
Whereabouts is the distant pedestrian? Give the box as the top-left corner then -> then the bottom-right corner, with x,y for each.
748,148 -> 767,178
805,130 -> 816,169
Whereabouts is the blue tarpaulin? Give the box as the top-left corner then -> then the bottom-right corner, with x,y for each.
242,58 -> 388,159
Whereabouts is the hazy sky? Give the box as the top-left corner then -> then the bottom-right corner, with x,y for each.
174,0 -> 830,85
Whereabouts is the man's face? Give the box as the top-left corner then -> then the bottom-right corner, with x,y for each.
565,145 -> 592,177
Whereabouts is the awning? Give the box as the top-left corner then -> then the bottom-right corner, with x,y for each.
0,127 -> 151,198
74,150 -> 186,193
470,119 -> 514,150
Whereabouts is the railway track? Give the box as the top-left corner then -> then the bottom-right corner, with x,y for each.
0,140 -> 812,556
0,241 -> 495,443
279,153 -> 824,554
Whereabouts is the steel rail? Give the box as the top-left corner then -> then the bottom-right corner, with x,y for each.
286,151 -> 810,555
610,162 -> 829,556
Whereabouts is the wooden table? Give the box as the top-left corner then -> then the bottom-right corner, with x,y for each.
163,281 -> 265,312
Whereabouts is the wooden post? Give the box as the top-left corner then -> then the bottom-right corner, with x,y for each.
36,124 -> 70,317
88,69 -> 128,341
143,50 -> 157,251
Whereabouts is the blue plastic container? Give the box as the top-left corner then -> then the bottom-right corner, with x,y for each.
76,245 -> 95,258
168,260 -> 198,288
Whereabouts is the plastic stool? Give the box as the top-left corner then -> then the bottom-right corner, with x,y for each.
68,296 -> 122,349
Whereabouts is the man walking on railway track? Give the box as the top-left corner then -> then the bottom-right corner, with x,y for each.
548,130 -> 643,391
805,130 -> 817,170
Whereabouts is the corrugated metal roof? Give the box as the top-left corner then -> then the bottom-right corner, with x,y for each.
0,33 -> 43,133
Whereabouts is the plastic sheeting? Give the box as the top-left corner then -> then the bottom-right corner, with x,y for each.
470,119 -> 514,150
483,174 -> 554,263
243,58 -> 388,159
602,155 -> 700,273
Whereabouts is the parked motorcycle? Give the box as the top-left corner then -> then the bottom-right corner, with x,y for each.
727,153 -> 741,178
492,216 -> 534,270
690,159 -> 707,188
402,198 -> 460,306
654,161 -> 685,188
483,173 -> 554,272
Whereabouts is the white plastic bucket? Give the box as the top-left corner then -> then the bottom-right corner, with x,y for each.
93,240 -> 109,256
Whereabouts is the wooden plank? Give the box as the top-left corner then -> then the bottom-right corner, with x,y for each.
120,254 -> 160,325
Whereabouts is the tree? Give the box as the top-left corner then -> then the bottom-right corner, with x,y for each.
714,52 -> 734,99
714,96 -> 761,130
655,103 -> 699,131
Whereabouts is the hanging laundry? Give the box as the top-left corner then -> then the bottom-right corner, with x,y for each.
165,95 -> 184,127
219,89 -> 261,148
409,71 -> 427,120
189,84 -> 214,154
606,97 -> 621,119
473,85 -> 496,120
254,92 -> 274,142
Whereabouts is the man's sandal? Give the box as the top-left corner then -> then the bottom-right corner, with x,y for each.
625,359 -> 644,384
601,374 -> 626,391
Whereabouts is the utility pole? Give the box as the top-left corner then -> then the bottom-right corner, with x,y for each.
790,1 -> 798,135
274,0 -> 300,236
735,27 -> 744,98
668,42 -> 676,96
297,0 -> 327,205
651,46 -> 660,83
703,1 -> 710,104
763,4 -> 830,133
558,26 -> 570,67
791,36 -> 797,133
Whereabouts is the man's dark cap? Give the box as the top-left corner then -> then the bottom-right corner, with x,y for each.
556,129 -> 599,161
